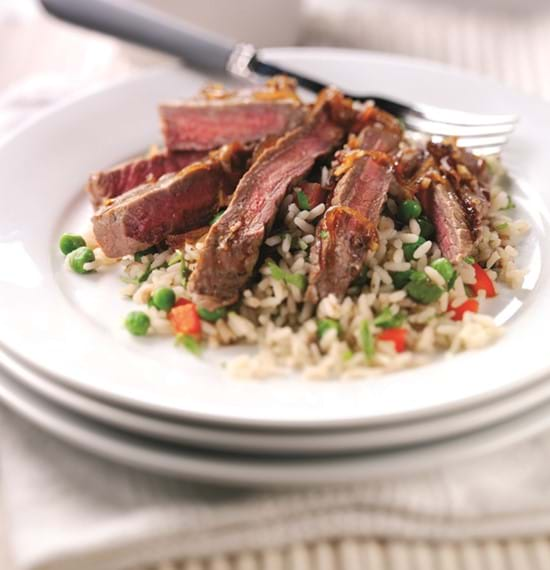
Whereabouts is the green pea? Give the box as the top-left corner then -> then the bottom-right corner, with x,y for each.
406,271 -> 443,304
125,311 -> 150,336
399,200 -> 422,222
317,318 -> 341,339
418,216 -> 435,240
68,246 -> 95,274
198,306 -> 227,322
430,258 -> 458,289
151,288 -> 176,311
59,233 -> 86,255
403,237 -> 426,261
391,270 -> 413,289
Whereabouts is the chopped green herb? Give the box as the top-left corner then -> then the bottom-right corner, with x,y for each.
398,199 -> 422,222
180,258 -> 191,286
320,230 -> 329,239
267,260 -> 307,291
374,308 -> 405,329
138,262 -> 153,283
342,348 -> 354,362
430,258 -> 458,289
125,311 -> 150,336
403,236 -> 427,261
209,208 -> 226,225
405,271 -> 443,304
495,222 -> 509,232
134,245 -> 157,261
198,306 -> 227,322
296,190 -> 311,210
175,333 -> 202,355
360,320 -> 375,362
59,233 -> 86,256
391,270 -> 413,289
418,216 -> 435,240
464,256 -> 475,265
502,196 -> 515,210
317,318 -> 341,339
168,250 -> 182,266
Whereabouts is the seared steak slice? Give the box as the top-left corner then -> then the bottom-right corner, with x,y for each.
426,142 -> 489,240
160,79 -> 305,151
93,144 -> 248,258
417,177 -> 474,262
87,149 -> 206,208
188,89 -> 354,310
306,108 -> 402,301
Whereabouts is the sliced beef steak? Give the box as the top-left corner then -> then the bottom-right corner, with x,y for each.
92,144 -> 248,258
188,89 -> 354,310
306,108 -> 402,301
87,149 -> 206,208
160,79 -> 305,152
417,177 -> 474,262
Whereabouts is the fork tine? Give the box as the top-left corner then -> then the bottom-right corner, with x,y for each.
409,103 -> 519,127
404,116 -> 516,137
455,134 -> 509,149
471,145 -> 504,157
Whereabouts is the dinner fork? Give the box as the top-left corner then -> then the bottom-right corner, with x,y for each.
41,0 -> 517,156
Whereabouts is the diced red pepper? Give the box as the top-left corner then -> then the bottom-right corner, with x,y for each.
471,263 -> 496,298
294,182 -> 327,210
450,299 -> 479,321
168,302 -> 201,337
377,328 -> 407,353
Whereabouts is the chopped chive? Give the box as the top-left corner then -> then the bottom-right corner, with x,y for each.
296,190 -> 311,210
373,308 -> 405,329
502,196 -> 516,210
180,258 -> 191,286
134,245 -> 157,261
342,348 -> 354,362
175,333 -> 202,355
267,260 -> 308,291
464,256 -> 475,265
360,320 -> 375,362
138,262 -> 153,283
317,318 -> 342,339
168,250 -> 182,266
198,306 -> 227,322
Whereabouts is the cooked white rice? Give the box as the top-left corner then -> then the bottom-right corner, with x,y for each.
85,155 -> 529,379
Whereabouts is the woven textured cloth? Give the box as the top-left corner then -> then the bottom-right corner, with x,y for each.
2,2 -> 550,569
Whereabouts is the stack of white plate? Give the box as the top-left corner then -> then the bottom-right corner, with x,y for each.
0,49 -> 549,487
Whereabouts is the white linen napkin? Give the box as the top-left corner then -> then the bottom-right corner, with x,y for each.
3,399 -> 550,570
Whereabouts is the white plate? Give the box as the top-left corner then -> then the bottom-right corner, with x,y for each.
2,363 -> 550,486
5,341 -> 550,455
0,48 -> 549,428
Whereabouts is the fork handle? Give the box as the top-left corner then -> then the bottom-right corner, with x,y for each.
40,0 -> 236,73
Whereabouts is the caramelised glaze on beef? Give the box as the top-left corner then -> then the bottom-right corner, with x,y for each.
86,149 -> 207,208
426,142 -> 489,240
160,77 -> 305,152
92,144 -> 249,258
394,141 -> 489,262
306,108 -> 402,302
188,89 -> 355,310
